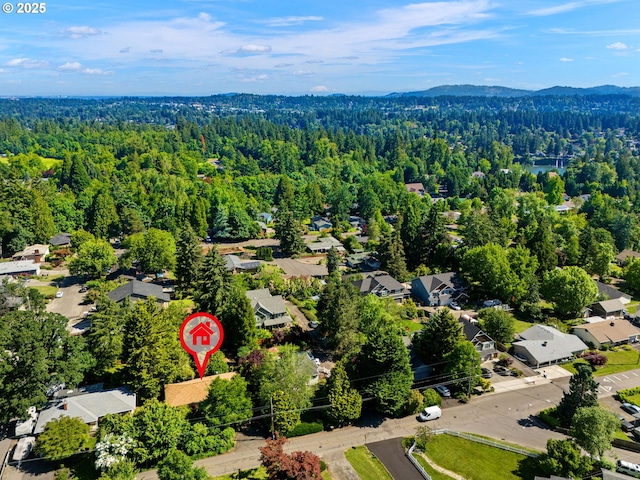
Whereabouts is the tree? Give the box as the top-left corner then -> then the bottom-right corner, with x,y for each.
541,266 -> 598,317
272,389 -> 300,436
275,209 -> 305,255
478,308 -> 516,344
157,449 -> 209,480
625,259 -> 640,294
89,299 -> 127,372
260,435 -> 323,480
422,388 -> 442,407
461,243 -> 519,302
526,218 -> 557,273
544,175 -> 565,205
326,246 -> 340,276
571,406 -> 619,458
123,228 -> 176,273
378,229 -> 409,281
414,308 -> 464,367
219,285 -> 257,355
200,375 -> 253,427
89,191 -> 120,239
556,364 -> 599,427
532,439 -> 593,479
587,242 -> 615,280
35,416 -> 91,461
194,247 -> 232,316
316,278 -> 362,357
71,229 -> 95,250
326,361 -> 362,425
68,239 -> 117,278
95,433 -> 135,473
175,228 -> 202,296
443,340 -> 481,387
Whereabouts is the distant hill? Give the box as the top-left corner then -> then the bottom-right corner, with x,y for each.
388,84 -> 640,98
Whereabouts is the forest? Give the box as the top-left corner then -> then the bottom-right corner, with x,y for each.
2,93 -> 640,478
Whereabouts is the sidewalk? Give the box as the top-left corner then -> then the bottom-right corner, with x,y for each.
491,365 -> 570,395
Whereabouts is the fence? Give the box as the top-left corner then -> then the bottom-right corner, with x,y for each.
406,441 -> 432,480
431,429 -> 539,457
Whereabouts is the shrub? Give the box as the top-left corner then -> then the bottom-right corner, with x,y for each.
422,388 -> 442,407
538,406 -> 560,429
618,386 -> 640,403
255,246 -> 273,261
511,368 -> 524,377
582,351 -> 607,367
405,389 -> 424,414
288,421 -> 324,437
519,302 -> 544,321
455,392 -> 469,403
498,354 -> 513,367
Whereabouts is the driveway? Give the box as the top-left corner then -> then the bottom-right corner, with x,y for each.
35,274 -> 90,326
367,438 -> 424,480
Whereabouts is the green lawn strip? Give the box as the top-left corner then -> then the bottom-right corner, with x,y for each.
513,318 -> 535,334
344,446 -> 393,480
412,453 -> 455,480
214,467 -> 268,479
423,434 -> 527,480
400,319 -> 422,333
563,348 -> 640,376
28,285 -> 58,298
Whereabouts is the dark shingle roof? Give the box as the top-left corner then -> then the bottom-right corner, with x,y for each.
49,233 -> 71,246
107,280 -> 170,303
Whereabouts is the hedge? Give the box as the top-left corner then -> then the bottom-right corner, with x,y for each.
287,420 -> 324,437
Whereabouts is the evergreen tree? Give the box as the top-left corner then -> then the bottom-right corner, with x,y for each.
317,278 -> 362,357
378,229 -> 409,282
220,286 -> 257,356
175,228 -> 202,296
194,247 -> 232,316
326,360 -> 362,425
30,189 -> 56,243
89,191 -> 119,239
419,206 -> 448,268
414,308 -> 464,367
274,209 -> 305,255
326,246 -> 340,276
527,217 -> 557,273
557,364 -> 599,427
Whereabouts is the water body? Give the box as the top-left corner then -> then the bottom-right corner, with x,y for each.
523,164 -> 566,176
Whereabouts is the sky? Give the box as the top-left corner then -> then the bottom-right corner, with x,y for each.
0,0 -> 639,96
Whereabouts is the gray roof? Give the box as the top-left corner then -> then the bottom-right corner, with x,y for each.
49,233 -> 71,246
0,260 -> 39,276
34,387 -> 136,434
519,324 -> 566,341
306,236 -> 345,252
354,273 -> 407,296
596,281 -> 631,301
516,325 -> 587,365
224,254 -> 261,271
411,272 -> 459,294
107,280 -> 170,303
246,288 -> 287,316
593,298 -> 626,313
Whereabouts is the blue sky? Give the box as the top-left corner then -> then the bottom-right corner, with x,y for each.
1,0 -> 639,96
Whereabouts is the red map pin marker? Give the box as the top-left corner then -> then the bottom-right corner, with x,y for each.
179,312 -> 224,379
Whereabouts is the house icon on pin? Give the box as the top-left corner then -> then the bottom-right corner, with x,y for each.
189,321 -> 214,346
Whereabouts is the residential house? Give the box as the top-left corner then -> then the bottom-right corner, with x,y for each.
353,272 -> 409,302
512,325 -> 587,368
616,249 -> 640,265
590,299 -> 626,319
107,280 -> 170,305
12,244 -> 49,263
224,254 -> 261,273
298,352 -> 319,386
246,288 -> 292,329
306,236 -> 345,254
405,182 -> 426,197
309,215 -> 332,231
0,260 -> 40,277
411,272 -> 465,307
49,232 -> 71,247
596,281 -> 631,305
34,387 -> 136,434
460,319 -> 498,362
164,372 -> 236,408
257,212 -> 273,224
348,215 -> 366,230
345,252 -> 381,271
573,320 -> 640,349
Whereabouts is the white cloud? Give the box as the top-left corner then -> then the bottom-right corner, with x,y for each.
5,58 -> 49,69
546,28 -> 640,36
82,68 -> 113,75
241,74 -> 269,82
59,61 -> 83,71
606,42 -> 628,49
262,16 -> 323,27
559,57 -> 574,62
294,70 -> 314,76
238,44 -> 271,53
527,0 -> 620,16
310,85 -> 329,92
61,26 -> 103,39
612,72 -> 629,77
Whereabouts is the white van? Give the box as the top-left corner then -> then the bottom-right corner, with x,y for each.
617,460 -> 640,477
418,405 -> 442,422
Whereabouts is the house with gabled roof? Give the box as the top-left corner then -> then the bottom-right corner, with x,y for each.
12,244 -> 49,263
596,281 -> 631,305
573,320 -> 640,349
512,325 -> 587,368
306,236 -> 345,253
224,254 -> 261,273
405,182 -> 426,197
49,232 -> 71,247
309,215 -> 332,231
0,260 -> 40,277
246,288 -> 292,329
352,272 -> 409,303
107,280 -> 170,305
459,318 -> 498,362
590,298 -> 626,319
411,272 -> 465,307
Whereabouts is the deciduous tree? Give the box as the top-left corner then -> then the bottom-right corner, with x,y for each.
200,375 -> 253,427
35,416 -> 91,461
541,266 -> 598,317
123,228 -> 176,273
571,406 -> 619,458
69,239 -> 117,278
478,308 -> 516,344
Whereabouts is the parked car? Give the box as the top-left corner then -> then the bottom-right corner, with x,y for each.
481,367 -> 493,379
309,321 -> 318,328
494,365 -> 513,376
55,291 -> 63,298
418,405 -> 442,422
434,385 -> 451,397
449,301 -> 461,311
617,414 -> 635,432
79,286 -> 88,293
617,460 -> 640,477
622,403 -> 640,415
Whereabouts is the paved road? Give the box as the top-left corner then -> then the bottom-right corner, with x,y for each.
367,438 -> 423,480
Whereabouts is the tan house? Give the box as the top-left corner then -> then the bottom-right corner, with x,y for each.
164,372 -> 236,407
572,320 -> 640,349
12,244 -> 49,263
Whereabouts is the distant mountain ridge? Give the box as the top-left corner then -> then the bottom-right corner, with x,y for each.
388,84 -> 640,98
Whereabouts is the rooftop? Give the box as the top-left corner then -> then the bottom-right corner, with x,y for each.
164,372 -> 236,407
107,280 -> 170,303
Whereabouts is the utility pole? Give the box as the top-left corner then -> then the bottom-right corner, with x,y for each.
270,394 -> 275,439
467,353 -> 474,399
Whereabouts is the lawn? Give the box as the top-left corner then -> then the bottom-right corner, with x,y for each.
513,318 -> 535,334
214,467 -> 267,479
344,446 -> 393,480
412,453 -> 455,480
422,434 -> 530,480
400,319 -> 423,333
562,347 -> 640,376
28,285 -> 58,298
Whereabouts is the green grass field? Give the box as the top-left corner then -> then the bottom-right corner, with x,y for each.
344,446 -> 393,480
422,434 -> 531,480
562,347 -> 640,376
28,285 -> 58,298
412,453 -> 455,479
400,319 -> 423,333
